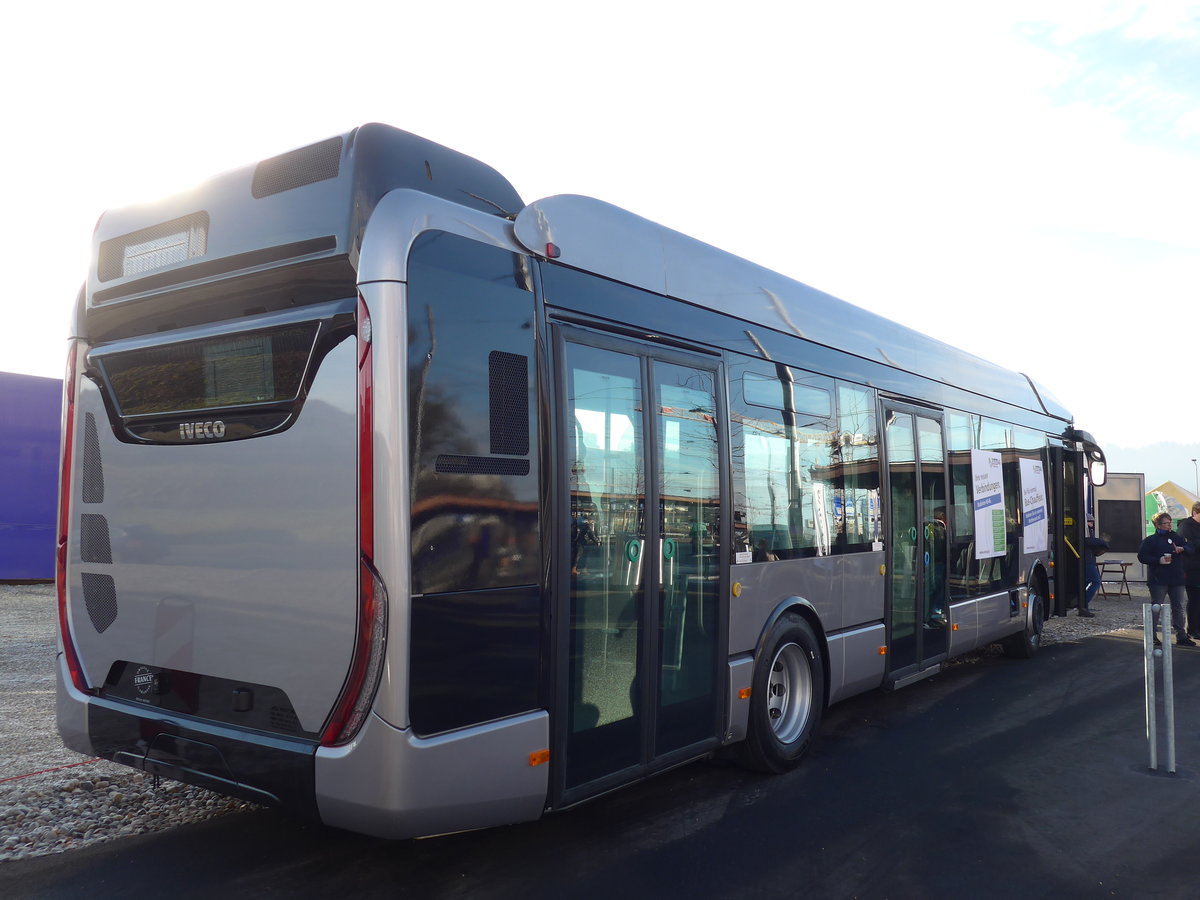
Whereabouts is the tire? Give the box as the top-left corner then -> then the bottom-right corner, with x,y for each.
739,613 -> 825,774
1003,587 -> 1045,659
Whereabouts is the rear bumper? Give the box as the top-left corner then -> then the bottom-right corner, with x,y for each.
58,651 -> 552,838
56,652 -> 319,819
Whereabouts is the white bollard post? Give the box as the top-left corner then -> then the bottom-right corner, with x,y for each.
1145,603 -> 1157,770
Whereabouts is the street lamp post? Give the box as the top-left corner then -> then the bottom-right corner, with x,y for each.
1193,458 -> 1198,498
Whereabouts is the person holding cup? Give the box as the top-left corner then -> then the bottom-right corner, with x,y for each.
1138,511 -> 1195,646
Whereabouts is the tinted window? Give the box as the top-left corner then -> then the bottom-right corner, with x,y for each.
100,323 -> 318,415
407,231 -> 540,593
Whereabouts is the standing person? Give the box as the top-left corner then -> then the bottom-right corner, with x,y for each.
1138,511 -> 1195,646
1080,514 -> 1106,618
1177,502 -> 1200,637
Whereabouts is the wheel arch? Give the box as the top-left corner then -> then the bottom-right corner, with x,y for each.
1025,559 -> 1051,625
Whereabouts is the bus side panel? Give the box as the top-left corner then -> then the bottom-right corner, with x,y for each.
728,553 -> 885,705
948,599 -> 980,653
728,557 -> 835,656
840,551 -> 886,631
315,709 -> 549,839
976,591 -> 1022,646
64,340 -> 359,735
728,552 -> 885,655
827,623 -> 887,704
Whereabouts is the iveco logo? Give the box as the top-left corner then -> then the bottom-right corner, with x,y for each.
179,420 -> 226,440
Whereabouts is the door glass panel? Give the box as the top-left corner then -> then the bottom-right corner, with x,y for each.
918,415 -> 948,658
566,344 -> 644,786
654,362 -> 720,753
887,412 -> 918,669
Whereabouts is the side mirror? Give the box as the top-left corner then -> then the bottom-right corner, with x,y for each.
1066,427 -> 1107,488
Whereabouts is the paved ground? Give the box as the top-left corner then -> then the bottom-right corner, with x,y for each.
4,580 -> 1200,898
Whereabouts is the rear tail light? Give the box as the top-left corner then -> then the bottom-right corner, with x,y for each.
322,560 -> 388,745
57,341 -> 90,693
322,296 -> 386,746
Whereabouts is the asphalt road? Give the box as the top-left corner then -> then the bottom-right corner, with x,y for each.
3,624 -> 1197,899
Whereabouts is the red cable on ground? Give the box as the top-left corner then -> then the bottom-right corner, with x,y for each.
0,758 -> 100,784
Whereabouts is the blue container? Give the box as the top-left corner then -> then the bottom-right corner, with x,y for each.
0,372 -> 62,580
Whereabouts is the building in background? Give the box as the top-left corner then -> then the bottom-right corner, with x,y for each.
1095,472 -> 1147,583
1,372 -> 61,580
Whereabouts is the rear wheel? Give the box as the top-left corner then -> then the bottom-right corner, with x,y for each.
739,613 -> 824,774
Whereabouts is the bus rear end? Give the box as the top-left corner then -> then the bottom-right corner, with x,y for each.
57,296 -> 363,816
55,125 -> 544,832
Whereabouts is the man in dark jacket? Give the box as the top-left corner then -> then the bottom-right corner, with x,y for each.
1177,502 -> 1200,637
1139,511 -> 1195,646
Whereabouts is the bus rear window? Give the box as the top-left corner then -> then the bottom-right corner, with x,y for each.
100,323 -> 319,415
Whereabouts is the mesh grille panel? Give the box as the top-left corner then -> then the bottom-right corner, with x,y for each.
80,514 -> 113,564
488,351 -> 529,455
435,455 -> 530,476
82,414 -> 105,504
252,136 -> 343,198
269,706 -> 302,735
97,212 -> 209,283
82,572 -> 118,634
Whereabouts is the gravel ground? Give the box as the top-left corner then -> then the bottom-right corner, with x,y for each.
0,579 -> 1156,863
0,583 -> 253,862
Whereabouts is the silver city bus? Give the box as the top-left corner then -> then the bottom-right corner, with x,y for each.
56,124 -> 1107,838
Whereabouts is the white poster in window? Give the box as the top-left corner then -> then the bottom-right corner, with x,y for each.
1019,458 -> 1048,555
812,481 -> 832,557
971,449 -> 1006,560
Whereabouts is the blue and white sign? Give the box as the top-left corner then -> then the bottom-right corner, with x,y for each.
1019,458 -> 1048,555
971,449 -> 1006,560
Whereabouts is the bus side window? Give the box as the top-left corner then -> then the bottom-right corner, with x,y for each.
946,412 -> 976,598
835,383 -> 880,552
406,231 -> 542,737
406,230 -> 540,595
731,361 -> 837,560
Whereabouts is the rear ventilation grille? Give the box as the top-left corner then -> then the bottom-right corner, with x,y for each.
269,706 -> 302,734
97,212 -> 209,283
435,455 -> 530,476
80,514 -> 113,564
82,414 -> 105,503
82,573 -> 118,633
488,351 -> 529,455
252,136 -> 343,198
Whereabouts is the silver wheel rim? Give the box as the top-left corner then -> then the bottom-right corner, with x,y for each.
767,641 -> 812,744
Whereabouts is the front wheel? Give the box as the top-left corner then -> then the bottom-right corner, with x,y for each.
739,613 -> 825,774
1003,589 -> 1045,659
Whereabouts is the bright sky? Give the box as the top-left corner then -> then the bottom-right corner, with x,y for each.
4,1 -> 1198,480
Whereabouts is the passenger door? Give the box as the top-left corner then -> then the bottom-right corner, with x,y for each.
884,403 -> 949,678
554,329 -> 725,803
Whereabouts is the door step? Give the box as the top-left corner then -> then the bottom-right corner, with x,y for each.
885,663 -> 943,691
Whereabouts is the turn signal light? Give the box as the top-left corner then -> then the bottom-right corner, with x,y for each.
529,749 -> 551,767
738,687 -> 752,700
